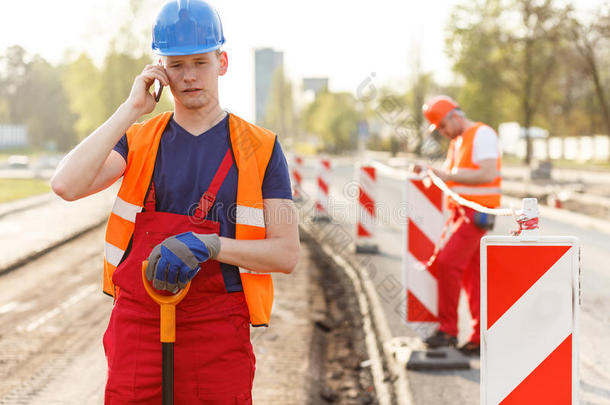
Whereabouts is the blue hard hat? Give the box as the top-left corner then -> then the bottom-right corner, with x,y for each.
152,0 -> 225,56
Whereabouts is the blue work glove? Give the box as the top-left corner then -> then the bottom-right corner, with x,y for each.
146,232 -> 221,293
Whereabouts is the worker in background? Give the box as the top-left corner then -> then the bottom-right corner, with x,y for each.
51,0 -> 299,402
419,96 -> 502,356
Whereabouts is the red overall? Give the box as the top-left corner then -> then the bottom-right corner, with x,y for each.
103,150 -> 255,404
435,206 -> 486,344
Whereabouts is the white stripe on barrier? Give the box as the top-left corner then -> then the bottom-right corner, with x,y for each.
360,171 -> 375,196
236,205 -> 265,228
316,159 -> 331,217
358,206 -> 375,236
406,181 -> 445,243
405,251 -> 438,316
485,249 -> 574,404
111,196 -> 142,222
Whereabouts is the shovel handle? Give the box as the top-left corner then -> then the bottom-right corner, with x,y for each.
142,261 -> 191,343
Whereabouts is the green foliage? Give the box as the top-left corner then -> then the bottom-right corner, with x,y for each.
303,90 -> 361,153
262,67 -> 296,140
0,45 -> 76,150
447,0 -> 573,162
446,0 -> 520,127
61,54 -> 105,141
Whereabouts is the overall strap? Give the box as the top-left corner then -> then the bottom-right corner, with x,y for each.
194,148 -> 234,219
144,181 -> 157,212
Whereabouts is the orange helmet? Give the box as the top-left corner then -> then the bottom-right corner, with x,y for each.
422,96 -> 459,131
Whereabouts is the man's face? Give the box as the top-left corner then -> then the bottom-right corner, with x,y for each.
436,111 -> 460,140
163,51 -> 228,111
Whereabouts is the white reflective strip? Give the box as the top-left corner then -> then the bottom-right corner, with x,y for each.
359,172 -> 376,198
112,196 -> 142,222
485,249 -> 573,405
406,181 -> 445,243
358,205 -> 375,231
451,186 -> 501,196
405,251 -> 438,317
236,205 -> 265,228
105,242 -> 125,267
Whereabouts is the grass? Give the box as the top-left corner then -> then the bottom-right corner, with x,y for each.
0,178 -> 51,203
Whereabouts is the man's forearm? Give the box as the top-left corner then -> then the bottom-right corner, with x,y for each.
447,169 -> 496,185
51,103 -> 139,199
216,237 -> 299,274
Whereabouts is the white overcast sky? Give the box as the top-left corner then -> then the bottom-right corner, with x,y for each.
0,0 -> 602,121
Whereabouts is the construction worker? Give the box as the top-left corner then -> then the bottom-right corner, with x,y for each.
419,96 -> 501,356
50,0 -> 299,403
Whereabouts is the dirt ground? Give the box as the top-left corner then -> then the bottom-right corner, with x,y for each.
252,234 -> 377,405
0,224 -> 378,404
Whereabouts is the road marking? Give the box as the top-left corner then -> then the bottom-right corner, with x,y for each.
0,301 -> 19,314
17,284 -> 97,333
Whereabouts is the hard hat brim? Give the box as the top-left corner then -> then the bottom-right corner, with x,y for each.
153,42 -> 224,56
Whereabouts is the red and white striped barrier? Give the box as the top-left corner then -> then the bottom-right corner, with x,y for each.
355,165 -> 379,254
292,155 -> 304,201
403,176 -> 447,333
314,158 -> 331,221
481,233 -> 580,404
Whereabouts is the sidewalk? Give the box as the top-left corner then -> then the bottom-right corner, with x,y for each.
0,185 -> 118,273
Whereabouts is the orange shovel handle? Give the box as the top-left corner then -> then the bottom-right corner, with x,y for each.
141,261 -> 191,343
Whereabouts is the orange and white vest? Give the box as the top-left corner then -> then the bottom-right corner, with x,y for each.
103,112 -> 276,326
444,122 -> 502,208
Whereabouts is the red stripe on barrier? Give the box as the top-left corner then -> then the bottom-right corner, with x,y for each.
315,202 -> 326,213
499,334 -> 572,405
318,178 -> 328,194
321,160 -> 331,170
295,156 -> 303,165
408,221 -> 436,274
411,179 -> 443,213
293,171 -> 302,183
359,188 -> 375,216
407,291 -> 437,322
357,223 -> 371,237
487,245 -> 571,329
362,166 -> 376,181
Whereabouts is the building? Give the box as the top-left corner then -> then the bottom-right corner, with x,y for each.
254,48 -> 284,125
0,124 -> 28,149
302,77 -> 328,96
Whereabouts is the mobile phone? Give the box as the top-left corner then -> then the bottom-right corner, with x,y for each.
154,79 -> 163,102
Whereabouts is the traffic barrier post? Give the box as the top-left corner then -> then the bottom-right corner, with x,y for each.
356,165 -> 379,254
481,198 -> 580,404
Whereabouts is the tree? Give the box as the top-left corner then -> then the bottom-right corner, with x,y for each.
447,0 -> 570,164
568,7 -> 610,159
0,45 -> 76,149
100,49 -> 173,123
303,90 -> 360,153
262,66 -> 297,141
61,54 -> 106,141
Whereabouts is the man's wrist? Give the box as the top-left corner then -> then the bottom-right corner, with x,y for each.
193,233 -> 221,259
118,100 -> 144,124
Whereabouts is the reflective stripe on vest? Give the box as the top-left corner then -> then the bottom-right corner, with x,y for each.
103,112 -> 277,326
445,122 -> 502,208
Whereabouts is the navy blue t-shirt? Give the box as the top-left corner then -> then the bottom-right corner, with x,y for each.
113,114 -> 292,292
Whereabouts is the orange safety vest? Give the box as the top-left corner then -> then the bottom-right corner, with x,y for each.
444,122 -> 502,208
103,112 -> 276,326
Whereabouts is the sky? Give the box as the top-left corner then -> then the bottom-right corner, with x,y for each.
0,0 -> 602,122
